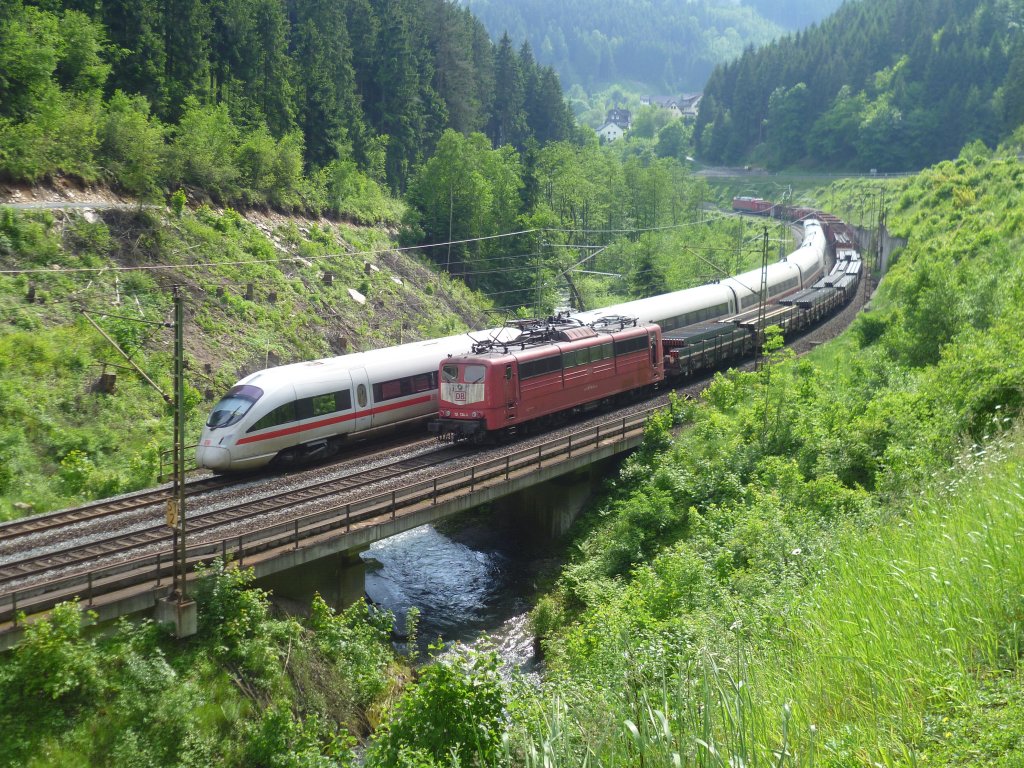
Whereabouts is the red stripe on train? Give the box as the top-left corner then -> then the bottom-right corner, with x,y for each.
235,394 -> 434,445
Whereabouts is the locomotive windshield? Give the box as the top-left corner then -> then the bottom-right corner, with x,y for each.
439,363 -> 487,406
206,384 -> 264,428
441,364 -> 486,383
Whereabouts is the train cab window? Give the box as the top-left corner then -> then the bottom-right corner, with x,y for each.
442,364 -> 458,383
248,400 -> 297,432
207,385 -> 263,428
464,365 -> 486,383
357,384 -> 367,408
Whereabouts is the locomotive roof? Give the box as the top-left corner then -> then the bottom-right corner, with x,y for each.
443,316 -> 651,362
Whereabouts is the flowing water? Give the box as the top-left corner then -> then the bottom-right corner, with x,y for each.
361,507 -> 560,674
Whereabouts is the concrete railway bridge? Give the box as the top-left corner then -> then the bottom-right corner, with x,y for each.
0,412 -> 650,649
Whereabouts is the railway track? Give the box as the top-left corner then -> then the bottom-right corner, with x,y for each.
0,432 -> 438,555
0,475 -> 231,544
0,445 -> 472,587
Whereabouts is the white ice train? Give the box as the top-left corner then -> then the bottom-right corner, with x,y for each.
196,220 -> 827,472
196,328 -> 518,471
571,220 -> 826,331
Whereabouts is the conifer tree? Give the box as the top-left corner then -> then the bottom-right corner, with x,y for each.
163,0 -> 212,118
289,0 -> 364,169
488,32 -> 528,149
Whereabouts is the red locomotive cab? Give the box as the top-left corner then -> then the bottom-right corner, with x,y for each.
431,317 -> 664,443
433,356 -> 514,440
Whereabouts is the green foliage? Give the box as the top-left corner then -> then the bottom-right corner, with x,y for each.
193,557 -> 289,685
170,188 -> 187,216
168,97 -> 241,200
402,130 -> 525,297
462,0 -> 821,95
367,644 -> 506,767
241,704 -> 354,768
0,602 -> 98,714
308,595 -> 394,708
99,90 -> 166,198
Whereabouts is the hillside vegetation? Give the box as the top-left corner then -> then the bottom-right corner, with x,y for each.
509,134 -> 1024,764
697,0 -> 1024,171
460,0 -> 844,94
0,0 -> 577,204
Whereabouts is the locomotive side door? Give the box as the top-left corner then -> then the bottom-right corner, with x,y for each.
350,367 -> 373,431
503,363 -> 517,422
649,331 -> 661,375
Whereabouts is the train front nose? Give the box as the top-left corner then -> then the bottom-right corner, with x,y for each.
195,441 -> 231,471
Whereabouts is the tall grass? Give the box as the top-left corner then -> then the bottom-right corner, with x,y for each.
514,432 -> 1024,766
762,432 -> 1024,763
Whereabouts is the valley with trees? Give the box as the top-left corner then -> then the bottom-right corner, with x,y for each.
458,0 -> 846,95
2,0 -> 1024,765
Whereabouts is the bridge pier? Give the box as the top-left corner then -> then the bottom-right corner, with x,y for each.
154,595 -> 197,638
256,546 -> 369,613
492,457 -> 617,539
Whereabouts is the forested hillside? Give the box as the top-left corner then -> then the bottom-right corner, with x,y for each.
0,0 -> 577,202
459,0 -> 803,94
696,0 -> 1024,170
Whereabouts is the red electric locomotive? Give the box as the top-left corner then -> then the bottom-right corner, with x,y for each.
429,316 -> 664,442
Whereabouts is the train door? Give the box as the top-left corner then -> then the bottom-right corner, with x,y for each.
350,367 -> 372,431
503,363 -> 517,422
649,331 -> 662,376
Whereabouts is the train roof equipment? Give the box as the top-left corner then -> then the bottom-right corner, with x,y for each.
466,314 -> 638,355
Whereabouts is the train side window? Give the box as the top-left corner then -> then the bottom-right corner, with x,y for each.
335,389 -> 352,411
296,398 -> 313,420
519,354 -> 561,379
357,384 -> 367,408
563,350 -> 576,368
312,393 -> 336,417
411,373 -> 434,393
505,365 -> 512,381
375,380 -> 403,401
248,400 -> 297,432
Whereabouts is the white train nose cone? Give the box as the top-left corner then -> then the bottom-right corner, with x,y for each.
196,444 -> 231,471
